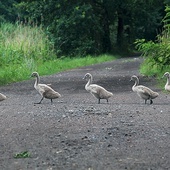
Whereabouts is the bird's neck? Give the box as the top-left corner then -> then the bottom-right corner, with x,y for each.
166,76 -> 170,85
133,78 -> 139,88
35,75 -> 40,86
86,77 -> 92,87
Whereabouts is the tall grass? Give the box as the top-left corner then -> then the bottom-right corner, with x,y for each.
0,22 -> 116,85
0,22 -> 56,85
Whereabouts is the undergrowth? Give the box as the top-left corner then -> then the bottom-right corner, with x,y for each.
0,22 -> 116,85
135,5 -> 170,88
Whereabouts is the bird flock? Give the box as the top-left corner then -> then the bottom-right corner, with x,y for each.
0,71 -> 170,104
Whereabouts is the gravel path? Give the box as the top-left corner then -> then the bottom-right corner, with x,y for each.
0,57 -> 169,170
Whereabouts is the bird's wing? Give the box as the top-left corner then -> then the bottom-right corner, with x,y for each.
38,84 -> 60,99
88,84 -> 102,94
38,84 -> 53,93
90,84 -> 112,98
136,85 -> 151,97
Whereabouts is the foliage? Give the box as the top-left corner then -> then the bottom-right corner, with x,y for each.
0,22 -> 116,85
0,22 -> 55,84
135,6 -> 170,76
0,0 -> 20,22
0,54 -> 116,85
0,22 -> 55,66
15,1 -> 102,56
14,151 -> 31,158
14,0 -> 165,56
0,0 -> 166,57
51,3 -> 101,56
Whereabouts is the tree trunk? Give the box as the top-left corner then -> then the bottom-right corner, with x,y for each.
102,10 -> 111,53
90,0 -> 112,53
117,12 -> 124,49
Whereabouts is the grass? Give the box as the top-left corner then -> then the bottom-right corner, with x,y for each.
0,22 -> 117,85
36,54 -> 116,75
0,54 -> 116,85
14,151 -> 31,159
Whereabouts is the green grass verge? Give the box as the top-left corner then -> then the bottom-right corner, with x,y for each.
0,54 -> 117,85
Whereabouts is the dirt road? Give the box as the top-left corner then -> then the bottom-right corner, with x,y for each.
0,57 -> 169,170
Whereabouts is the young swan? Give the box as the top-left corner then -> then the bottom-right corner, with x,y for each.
0,92 -> 6,101
31,72 -> 61,104
130,75 -> 159,104
163,72 -> 170,92
83,73 -> 113,104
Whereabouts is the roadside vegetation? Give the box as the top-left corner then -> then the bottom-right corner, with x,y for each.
0,1 -> 169,86
0,22 -> 116,85
135,6 -> 170,79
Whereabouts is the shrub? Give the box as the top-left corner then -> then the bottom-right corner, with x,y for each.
135,6 -> 170,77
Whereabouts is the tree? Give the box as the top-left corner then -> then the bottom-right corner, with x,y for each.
134,5 -> 170,76
0,0 -> 21,22
14,0 -> 166,56
114,0 -> 164,50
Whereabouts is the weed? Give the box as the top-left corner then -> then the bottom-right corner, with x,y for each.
14,151 -> 31,159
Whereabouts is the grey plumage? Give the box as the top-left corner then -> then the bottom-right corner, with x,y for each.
130,75 -> 159,104
0,92 -> 6,101
163,72 -> 170,92
31,72 -> 61,104
83,73 -> 113,104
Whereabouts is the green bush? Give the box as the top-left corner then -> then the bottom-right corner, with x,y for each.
135,6 -> 170,77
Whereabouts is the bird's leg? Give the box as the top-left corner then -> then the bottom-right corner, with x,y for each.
106,99 -> 109,103
145,100 -> 147,104
98,99 -> 100,104
34,97 -> 44,104
150,99 -> 153,104
51,99 -> 53,104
